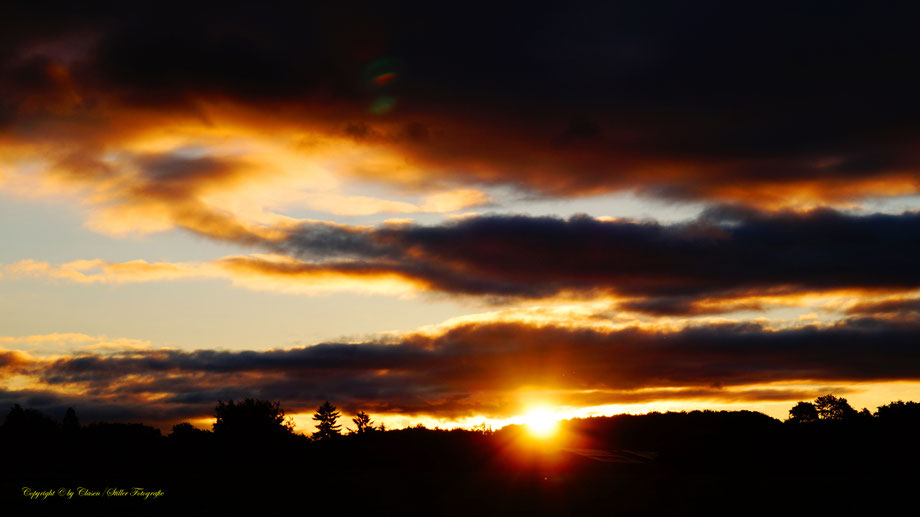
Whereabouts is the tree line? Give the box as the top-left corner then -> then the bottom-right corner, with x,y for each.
785,393 -> 920,424
3,394 -> 920,442
4,394 -> 918,514
210,399 -> 380,441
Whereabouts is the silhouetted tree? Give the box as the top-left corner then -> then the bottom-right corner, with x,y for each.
471,422 -> 493,435
312,401 -> 341,440
62,407 -> 80,433
170,422 -> 212,438
787,401 -> 819,423
2,404 -> 59,438
213,399 -> 294,438
171,422 -> 197,436
83,421 -> 162,441
814,394 -> 857,421
169,422 -> 212,450
351,411 -> 374,434
876,400 -> 920,424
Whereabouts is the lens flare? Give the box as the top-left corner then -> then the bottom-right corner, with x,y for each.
370,96 -> 396,115
373,72 -> 397,86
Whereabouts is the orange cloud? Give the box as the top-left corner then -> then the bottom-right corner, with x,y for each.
4,4 -> 920,218
0,255 -> 424,297
0,98 -> 495,242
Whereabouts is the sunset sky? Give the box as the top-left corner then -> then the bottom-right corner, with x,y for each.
2,3 -> 920,432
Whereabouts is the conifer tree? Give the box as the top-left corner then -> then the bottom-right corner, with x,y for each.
312,401 -> 342,441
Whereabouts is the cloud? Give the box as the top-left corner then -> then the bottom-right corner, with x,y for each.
300,188 -> 491,217
7,208 -> 920,311
0,386 -> 206,424
3,3 -> 920,211
3,318 -> 920,424
0,350 -> 30,373
0,255 -> 423,297
846,297 -> 920,318
271,208 -> 920,308
0,333 -> 151,356
3,259 -> 212,284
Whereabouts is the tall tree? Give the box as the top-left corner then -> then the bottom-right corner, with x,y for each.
62,407 -> 80,433
351,411 -> 374,434
312,401 -> 342,441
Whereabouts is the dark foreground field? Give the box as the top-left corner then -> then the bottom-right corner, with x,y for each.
2,409 -> 918,515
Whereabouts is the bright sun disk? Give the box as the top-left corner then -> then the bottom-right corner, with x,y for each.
523,407 -> 559,438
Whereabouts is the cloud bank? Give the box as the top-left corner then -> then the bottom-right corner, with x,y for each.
2,317 -> 919,425
3,2 -> 920,214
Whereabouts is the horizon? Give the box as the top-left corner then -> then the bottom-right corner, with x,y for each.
5,393 -> 906,437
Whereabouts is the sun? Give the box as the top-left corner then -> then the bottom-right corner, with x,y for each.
523,407 -> 559,439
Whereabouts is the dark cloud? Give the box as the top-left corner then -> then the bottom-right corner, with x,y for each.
123,151 -> 253,200
0,386 -> 205,426
3,3 -> 920,203
252,208 -> 920,311
847,298 -> 920,317
615,296 -> 765,317
0,350 -> 28,371
6,318 -> 918,425
277,224 -> 395,260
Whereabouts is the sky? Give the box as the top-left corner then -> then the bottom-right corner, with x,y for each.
2,2 -> 920,432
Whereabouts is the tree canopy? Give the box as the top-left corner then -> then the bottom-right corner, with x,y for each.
213,398 -> 295,438
2,403 -> 59,438
813,394 -> 857,421
876,400 -> 920,424
786,394 -> 858,423
787,401 -> 819,423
